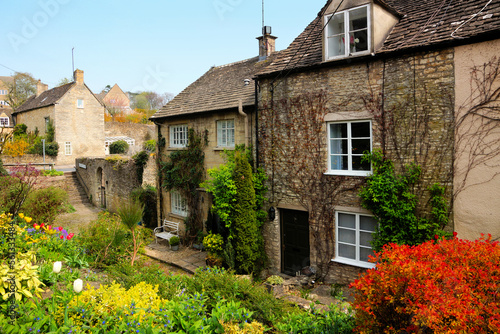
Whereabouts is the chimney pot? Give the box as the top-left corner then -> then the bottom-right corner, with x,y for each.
74,69 -> 84,84
36,79 -> 48,96
257,27 -> 277,61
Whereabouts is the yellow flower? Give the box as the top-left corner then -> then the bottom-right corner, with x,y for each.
18,213 -> 24,219
24,217 -> 32,223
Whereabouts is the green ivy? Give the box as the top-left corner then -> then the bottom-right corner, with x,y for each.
359,150 -> 450,251
132,150 -> 149,184
161,129 -> 207,239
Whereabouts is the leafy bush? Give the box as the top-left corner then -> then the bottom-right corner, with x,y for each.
22,186 -> 70,224
131,184 -> 157,229
351,234 -> 500,333
180,267 -> 289,326
143,139 -> 156,152
275,304 -> 355,334
359,150 -> 450,250
132,150 -> 149,184
13,123 -> 27,137
41,169 -> 64,177
203,233 -> 223,255
29,140 -> 59,157
0,159 -> 7,176
79,212 -> 151,268
0,251 -> 44,301
109,140 -> 129,154
3,138 -> 29,157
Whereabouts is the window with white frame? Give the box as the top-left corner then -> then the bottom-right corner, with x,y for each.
0,90 -> 7,95
325,5 -> 370,60
0,101 -> 7,105
171,191 -> 187,217
77,99 -> 84,108
65,142 -> 72,155
217,119 -> 235,147
169,124 -> 188,148
327,120 -> 372,176
0,117 -> 8,127
335,211 -> 377,268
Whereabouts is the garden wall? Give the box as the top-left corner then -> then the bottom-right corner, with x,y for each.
105,122 -> 155,154
75,155 -> 157,213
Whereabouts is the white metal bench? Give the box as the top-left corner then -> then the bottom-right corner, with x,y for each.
154,220 -> 180,247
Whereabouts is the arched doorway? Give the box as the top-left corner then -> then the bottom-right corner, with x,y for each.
96,167 -> 106,208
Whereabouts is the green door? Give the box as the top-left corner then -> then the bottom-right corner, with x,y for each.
281,209 -> 310,275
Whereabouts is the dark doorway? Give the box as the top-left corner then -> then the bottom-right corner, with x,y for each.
281,209 -> 310,275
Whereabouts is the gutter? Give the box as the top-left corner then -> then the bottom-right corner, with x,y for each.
153,120 -> 163,226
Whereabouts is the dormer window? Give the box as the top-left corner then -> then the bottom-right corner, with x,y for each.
325,5 -> 370,60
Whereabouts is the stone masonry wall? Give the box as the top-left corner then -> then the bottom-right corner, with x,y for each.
258,48 -> 455,284
55,82 -> 105,165
156,107 -> 255,227
105,122 -> 155,155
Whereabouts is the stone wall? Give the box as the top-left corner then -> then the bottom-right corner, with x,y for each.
105,122 -> 155,155
257,48 -> 455,283
156,107 -> 256,227
55,81 -> 106,165
75,155 -> 157,214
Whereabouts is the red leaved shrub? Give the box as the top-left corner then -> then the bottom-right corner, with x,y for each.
351,234 -> 500,333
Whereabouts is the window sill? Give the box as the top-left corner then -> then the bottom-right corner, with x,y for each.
325,50 -> 371,62
167,147 -> 187,151
332,257 -> 375,269
324,171 -> 371,177
213,146 -> 234,151
169,212 -> 187,219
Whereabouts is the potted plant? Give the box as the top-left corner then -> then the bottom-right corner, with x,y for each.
169,236 -> 180,251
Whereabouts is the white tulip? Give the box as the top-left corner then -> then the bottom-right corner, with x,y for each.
53,261 -> 62,274
73,279 -> 83,293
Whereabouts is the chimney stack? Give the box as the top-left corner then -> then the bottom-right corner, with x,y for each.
257,26 -> 277,61
74,69 -> 84,84
36,79 -> 48,96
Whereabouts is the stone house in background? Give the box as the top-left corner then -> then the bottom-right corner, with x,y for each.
97,84 -> 133,115
150,30 -> 279,231
255,0 -> 500,283
13,69 -> 106,165
0,76 -> 14,128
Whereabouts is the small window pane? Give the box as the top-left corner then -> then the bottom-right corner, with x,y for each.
360,216 -> 377,231
339,228 -> 356,244
338,213 -> 355,228
360,231 -> 373,247
360,247 -> 375,262
330,123 -> 347,138
339,244 -> 356,259
351,122 -> 370,137
330,139 -> 347,154
352,139 -> 371,154
349,7 -> 367,29
352,155 -> 371,171
331,155 -> 348,171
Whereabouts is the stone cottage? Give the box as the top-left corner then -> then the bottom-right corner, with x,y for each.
96,83 -> 133,115
255,0 -> 500,282
0,76 -> 14,128
13,69 -> 106,165
150,29 -> 279,231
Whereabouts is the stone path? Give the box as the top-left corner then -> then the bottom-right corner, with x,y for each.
145,241 -> 207,274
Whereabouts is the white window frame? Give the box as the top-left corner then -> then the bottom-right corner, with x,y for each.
171,191 -> 187,217
325,4 -> 371,60
335,211 -> 377,269
0,117 -> 9,127
0,90 -> 7,95
217,119 -> 235,147
77,99 -> 84,108
326,120 -> 372,176
65,142 -> 72,155
169,124 -> 188,148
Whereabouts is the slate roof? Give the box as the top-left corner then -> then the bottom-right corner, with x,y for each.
257,0 -> 500,76
13,82 -> 75,114
151,55 -> 278,119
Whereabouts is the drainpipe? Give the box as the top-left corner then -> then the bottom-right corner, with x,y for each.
153,120 -> 163,226
255,80 -> 259,167
238,99 -> 249,147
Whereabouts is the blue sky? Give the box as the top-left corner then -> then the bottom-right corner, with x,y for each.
1,0 -> 326,96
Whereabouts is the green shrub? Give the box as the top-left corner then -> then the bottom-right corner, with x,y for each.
275,304 -> 355,334
79,212 -> 151,268
109,140 -> 129,154
131,184 -> 157,229
132,150 -> 149,184
13,123 -> 27,137
143,139 -> 156,152
0,176 -> 21,214
29,140 -> 59,157
41,169 -> 64,177
180,267 -> 289,326
0,159 -> 7,176
22,186 -> 70,224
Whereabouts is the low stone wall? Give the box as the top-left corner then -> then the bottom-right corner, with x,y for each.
2,154 -> 57,165
76,155 -> 157,213
105,122 -> 156,154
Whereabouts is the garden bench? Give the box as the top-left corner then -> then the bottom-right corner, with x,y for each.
154,220 -> 180,248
